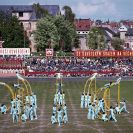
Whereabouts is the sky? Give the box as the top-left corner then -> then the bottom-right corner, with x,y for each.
0,0 -> 133,21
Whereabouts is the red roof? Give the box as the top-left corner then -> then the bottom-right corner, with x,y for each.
109,22 -> 119,28
121,20 -> 133,27
74,19 -> 93,31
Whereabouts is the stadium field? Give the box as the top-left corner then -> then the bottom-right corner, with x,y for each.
0,78 -> 133,133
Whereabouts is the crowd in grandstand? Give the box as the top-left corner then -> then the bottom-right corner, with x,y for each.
0,56 -> 132,77
25,57 -> 133,77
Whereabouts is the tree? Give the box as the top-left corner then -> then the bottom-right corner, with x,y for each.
62,6 -> 75,23
34,16 -> 59,51
0,11 -> 29,48
87,27 -> 105,50
73,34 -> 80,48
54,16 -> 77,51
32,3 -> 49,19
111,37 -> 124,50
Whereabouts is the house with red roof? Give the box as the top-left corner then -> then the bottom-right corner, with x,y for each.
74,19 -> 94,50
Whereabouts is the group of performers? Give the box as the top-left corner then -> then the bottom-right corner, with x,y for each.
0,92 -> 37,123
0,73 -> 130,126
81,93 -> 129,122
51,73 -> 68,126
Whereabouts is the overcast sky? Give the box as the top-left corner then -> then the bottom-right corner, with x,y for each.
0,0 -> 133,21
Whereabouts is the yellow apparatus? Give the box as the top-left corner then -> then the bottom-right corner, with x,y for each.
96,77 -> 121,115
16,73 -> 32,95
83,73 -> 97,103
0,82 -> 14,99
0,73 -> 34,124
83,74 -> 121,115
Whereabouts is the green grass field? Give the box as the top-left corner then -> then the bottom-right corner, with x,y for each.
0,78 -> 133,133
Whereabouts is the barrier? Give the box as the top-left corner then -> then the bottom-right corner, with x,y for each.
0,69 -> 25,77
24,70 -> 122,76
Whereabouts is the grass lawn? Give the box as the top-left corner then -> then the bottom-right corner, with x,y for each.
0,78 -> 133,133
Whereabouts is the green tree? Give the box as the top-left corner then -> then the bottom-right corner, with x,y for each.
34,16 -> 59,51
62,6 -> 75,23
111,37 -> 124,50
87,27 -> 105,50
32,3 -> 49,19
0,11 -> 29,48
73,34 -> 80,48
54,15 -> 77,51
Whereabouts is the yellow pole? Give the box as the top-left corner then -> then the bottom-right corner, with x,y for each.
96,88 -> 101,96
87,79 -> 93,94
84,78 -> 90,94
21,80 -> 29,95
56,78 -> 58,94
107,89 -> 110,115
0,82 -> 15,111
25,79 -> 32,95
93,78 -> 97,102
103,88 -> 110,114
0,83 -> 15,99
103,89 -> 106,112
22,88 -> 24,104
118,83 -> 120,107
95,78 -> 96,94
108,89 -> 110,110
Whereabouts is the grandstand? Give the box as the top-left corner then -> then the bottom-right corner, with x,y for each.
0,56 -> 132,77
0,57 -> 25,77
24,57 -> 132,77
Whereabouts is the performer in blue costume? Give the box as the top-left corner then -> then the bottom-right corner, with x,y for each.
120,100 -> 129,113
87,103 -> 92,119
108,106 -> 117,122
0,104 -> 7,114
51,113 -> 57,124
21,112 -> 28,122
12,106 -> 18,123
63,112 -> 68,123
81,93 -> 85,108
57,108 -> 62,126
102,112 -> 108,122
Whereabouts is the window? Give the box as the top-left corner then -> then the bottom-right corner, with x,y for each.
19,12 -> 23,17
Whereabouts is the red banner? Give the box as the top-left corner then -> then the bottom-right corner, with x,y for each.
74,50 -> 133,57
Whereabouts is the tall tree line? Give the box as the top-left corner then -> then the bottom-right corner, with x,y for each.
0,11 -> 29,48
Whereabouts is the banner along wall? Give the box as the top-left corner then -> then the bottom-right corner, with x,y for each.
74,50 -> 133,58
0,48 -> 30,55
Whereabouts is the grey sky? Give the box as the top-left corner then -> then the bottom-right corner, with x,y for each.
0,0 -> 133,21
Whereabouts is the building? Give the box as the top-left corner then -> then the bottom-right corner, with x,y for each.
74,19 -> 116,50
120,20 -> 133,28
74,19 -> 93,50
119,25 -> 133,50
100,27 -> 116,50
0,5 -> 60,52
125,28 -> 133,50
